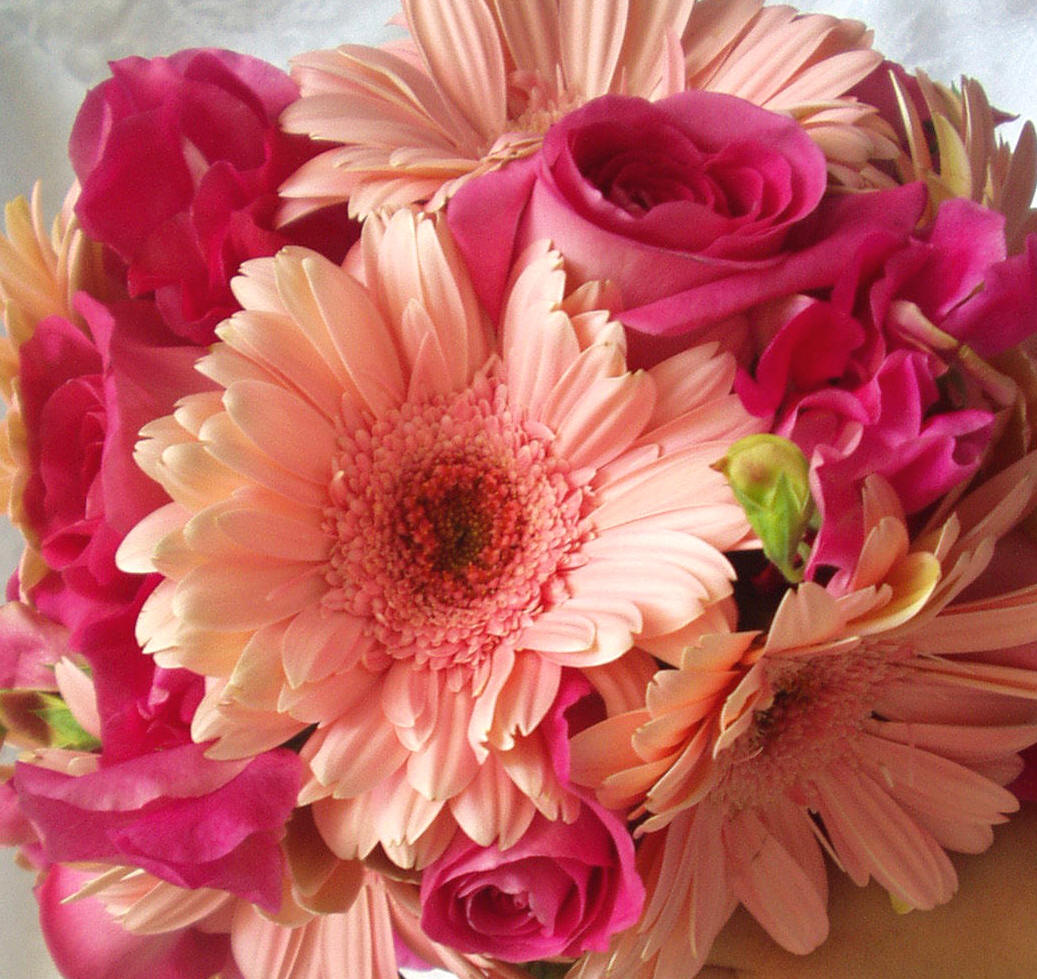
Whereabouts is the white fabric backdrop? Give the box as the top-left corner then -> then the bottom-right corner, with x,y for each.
0,1 -> 1033,976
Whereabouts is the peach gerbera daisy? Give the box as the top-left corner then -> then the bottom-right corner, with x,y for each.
278,0 -> 891,218
119,209 -> 760,866
569,458 -> 1037,977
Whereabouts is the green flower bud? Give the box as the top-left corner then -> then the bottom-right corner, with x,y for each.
713,434 -> 815,582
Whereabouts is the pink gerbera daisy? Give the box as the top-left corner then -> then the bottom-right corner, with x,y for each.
278,0 -> 890,218
119,209 -> 759,866
570,459 -> 1037,976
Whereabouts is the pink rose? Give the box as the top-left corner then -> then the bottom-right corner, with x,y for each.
17,296 -> 209,636
419,803 -> 643,962
447,92 -> 926,362
419,672 -> 641,962
70,49 -> 358,344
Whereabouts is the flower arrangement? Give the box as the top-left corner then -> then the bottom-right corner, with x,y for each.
1,2 -> 1036,977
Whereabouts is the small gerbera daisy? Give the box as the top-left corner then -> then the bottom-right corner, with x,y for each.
570,461 -> 1037,977
278,0 -> 891,218
119,209 -> 760,867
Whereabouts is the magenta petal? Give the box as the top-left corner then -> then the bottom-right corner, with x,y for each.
622,182 -> 927,339
14,744 -> 300,911
446,152 -> 539,321
941,234 -> 1037,356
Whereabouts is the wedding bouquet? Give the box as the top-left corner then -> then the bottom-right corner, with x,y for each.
2,1 -> 1037,977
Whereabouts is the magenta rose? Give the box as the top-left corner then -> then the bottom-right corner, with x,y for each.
69,49 -> 358,344
447,91 -> 926,362
419,803 -> 642,962
419,672 -> 641,962
17,295 -> 209,635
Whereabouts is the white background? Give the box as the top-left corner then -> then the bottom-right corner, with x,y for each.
0,1 -> 1034,976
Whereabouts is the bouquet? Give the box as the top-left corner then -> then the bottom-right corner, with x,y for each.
2,1 -> 1037,977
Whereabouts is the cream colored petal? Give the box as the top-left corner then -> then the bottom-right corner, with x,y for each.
493,0 -> 561,79
216,309 -> 345,420
116,502 -> 192,574
551,369 -> 657,471
199,411 -> 328,507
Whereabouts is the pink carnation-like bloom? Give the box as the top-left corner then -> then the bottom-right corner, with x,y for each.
70,49 -> 358,345
737,198 -> 1036,578
446,91 -> 926,361
120,209 -> 761,867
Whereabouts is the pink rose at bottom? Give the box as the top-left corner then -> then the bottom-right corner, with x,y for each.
420,801 -> 643,963
419,673 -> 644,962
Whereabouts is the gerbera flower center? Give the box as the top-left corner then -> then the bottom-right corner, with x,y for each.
714,644 -> 901,811
508,72 -> 584,137
323,373 -> 589,670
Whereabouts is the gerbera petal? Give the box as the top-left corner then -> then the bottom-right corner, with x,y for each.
813,761 -> 957,910
449,753 -> 537,850
560,0 -> 630,98
404,0 -> 507,141
173,560 -> 326,631
406,684 -> 481,801
493,0 -> 562,80
303,713 -> 410,799
724,809 -> 828,955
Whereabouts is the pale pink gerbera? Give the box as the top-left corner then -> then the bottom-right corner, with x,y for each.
569,459 -> 1037,977
119,210 -> 759,867
278,0 -> 889,218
